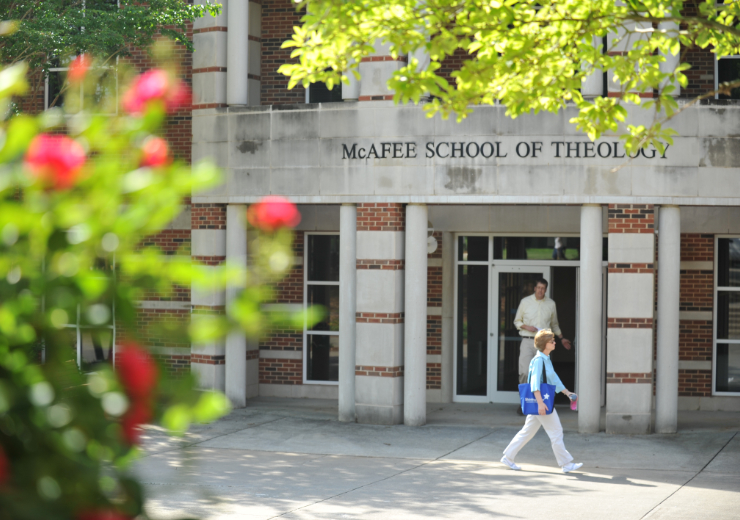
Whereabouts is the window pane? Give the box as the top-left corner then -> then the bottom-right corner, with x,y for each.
456,265 -> 488,395
80,329 -> 113,371
47,70 -> 65,109
717,292 -> 740,340
307,334 -> 339,381
309,81 -> 342,103
458,236 -> 488,261
307,285 -> 339,331
718,59 -> 740,100
717,238 -> 740,287
307,235 -> 340,282
716,343 -> 740,393
85,68 -> 117,113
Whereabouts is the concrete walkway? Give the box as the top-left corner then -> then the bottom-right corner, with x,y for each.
136,398 -> 740,520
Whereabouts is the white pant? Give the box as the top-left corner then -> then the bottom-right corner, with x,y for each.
518,338 -> 537,384
503,409 -> 574,467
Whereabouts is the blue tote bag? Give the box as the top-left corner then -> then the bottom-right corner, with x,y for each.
518,357 -> 556,415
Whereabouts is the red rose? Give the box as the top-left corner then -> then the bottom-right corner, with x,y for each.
140,137 -> 171,168
116,343 -> 157,400
24,134 -> 87,190
122,69 -> 191,115
78,509 -> 133,520
121,400 -> 152,445
68,55 -> 91,83
0,446 -> 9,486
247,196 -> 301,232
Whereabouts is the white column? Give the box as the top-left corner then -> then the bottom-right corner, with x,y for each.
338,204 -> 357,422
225,204 -> 248,407
658,22 -> 681,96
656,205 -> 681,433
578,204 -> 603,434
227,0 -> 249,105
404,204 -> 428,426
441,232 -> 454,403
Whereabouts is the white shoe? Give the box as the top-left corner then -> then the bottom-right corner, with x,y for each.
500,456 -> 521,471
561,462 -> 583,474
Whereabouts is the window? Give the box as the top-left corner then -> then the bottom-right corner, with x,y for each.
715,56 -> 740,100
45,59 -> 118,113
304,233 -> 340,383
714,238 -> 740,394
63,257 -> 116,371
306,75 -> 342,103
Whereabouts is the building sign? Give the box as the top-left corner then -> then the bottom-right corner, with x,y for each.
341,140 -> 669,160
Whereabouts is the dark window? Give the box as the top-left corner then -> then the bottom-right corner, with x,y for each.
307,234 -> 340,281
456,265 -> 488,395
307,285 -> 339,332
309,81 -> 342,103
458,236 -> 488,261
717,238 -> 740,287
492,237 -> 608,261
47,70 -> 65,109
718,59 -> 740,100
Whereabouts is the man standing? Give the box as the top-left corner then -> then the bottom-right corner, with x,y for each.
513,278 -> 571,414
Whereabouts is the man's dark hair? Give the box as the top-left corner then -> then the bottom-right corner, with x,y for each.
535,278 -> 549,289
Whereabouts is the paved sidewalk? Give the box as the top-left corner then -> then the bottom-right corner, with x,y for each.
135,398 -> 740,520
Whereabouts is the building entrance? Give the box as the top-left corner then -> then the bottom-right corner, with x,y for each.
454,235 -> 605,404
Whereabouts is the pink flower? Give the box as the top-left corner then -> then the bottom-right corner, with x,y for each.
247,196 -> 301,232
116,343 -> 157,400
0,446 -> 9,486
24,134 -> 86,190
140,137 -> 171,168
68,55 -> 91,83
122,69 -> 191,115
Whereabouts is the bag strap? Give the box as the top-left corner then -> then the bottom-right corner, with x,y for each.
527,356 -> 548,385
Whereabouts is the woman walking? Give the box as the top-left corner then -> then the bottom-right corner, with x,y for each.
500,329 -> 583,474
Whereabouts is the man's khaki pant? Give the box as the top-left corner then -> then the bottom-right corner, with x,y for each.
518,337 -> 537,384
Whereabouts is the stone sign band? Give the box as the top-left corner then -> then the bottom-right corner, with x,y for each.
341,140 -> 670,160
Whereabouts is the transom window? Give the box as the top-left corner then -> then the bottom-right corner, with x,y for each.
304,233 -> 340,383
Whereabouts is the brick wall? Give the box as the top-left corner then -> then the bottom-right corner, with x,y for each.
191,203 -> 227,229
261,0 -> 306,105
259,232 -> 305,383
607,204 -> 655,234
357,203 -> 405,231
678,233 -> 714,397
427,231 -> 442,389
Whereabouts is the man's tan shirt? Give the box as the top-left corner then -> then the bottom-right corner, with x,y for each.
513,294 -> 562,337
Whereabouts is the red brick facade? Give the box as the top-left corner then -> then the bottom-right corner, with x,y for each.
607,204 -> 655,234
678,233 -> 714,397
139,229 -> 191,255
191,203 -> 227,229
260,0 -> 306,105
357,203 -> 406,231
260,357 -> 302,384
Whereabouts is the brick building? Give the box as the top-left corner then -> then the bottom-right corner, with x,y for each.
40,0 -> 739,434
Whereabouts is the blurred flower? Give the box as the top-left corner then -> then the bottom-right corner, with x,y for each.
140,136 -> 171,168
120,400 -> 152,445
247,196 -> 301,232
24,134 -> 86,190
116,343 -> 157,400
122,69 -> 191,115
78,509 -> 133,520
68,55 -> 91,83
0,446 -> 8,485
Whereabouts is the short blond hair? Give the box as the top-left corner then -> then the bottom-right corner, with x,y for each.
534,329 -> 554,351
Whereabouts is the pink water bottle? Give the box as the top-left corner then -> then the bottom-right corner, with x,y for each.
569,393 -> 578,411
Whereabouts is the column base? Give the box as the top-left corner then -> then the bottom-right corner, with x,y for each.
356,404 -> 403,425
606,413 -> 652,435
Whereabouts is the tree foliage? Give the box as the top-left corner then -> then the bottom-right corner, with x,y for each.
0,0 -> 221,70
280,0 -> 740,152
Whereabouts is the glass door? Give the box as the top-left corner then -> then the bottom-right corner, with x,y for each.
490,266 -> 549,403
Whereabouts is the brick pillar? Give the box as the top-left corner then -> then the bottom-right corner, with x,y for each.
192,0 -> 228,110
606,204 -> 655,434
190,203 -> 227,390
355,203 -> 405,424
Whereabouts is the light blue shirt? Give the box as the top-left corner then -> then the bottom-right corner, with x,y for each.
528,352 -> 565,394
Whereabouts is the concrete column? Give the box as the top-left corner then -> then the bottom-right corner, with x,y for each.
404,204 -> 428,426
227,0 -> 249,105
578,204 -> 603,434
440,232 -> 454,403
338,204 -> 357,422
658,22 -> 680,96
581,36 -> 603,97
225,204 -> 248,407
656,206 -> 681,433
